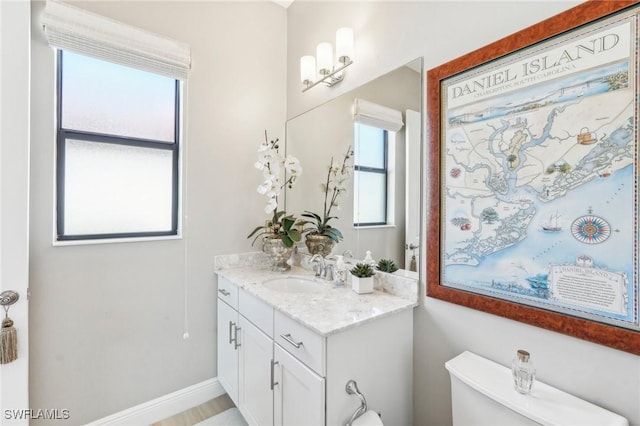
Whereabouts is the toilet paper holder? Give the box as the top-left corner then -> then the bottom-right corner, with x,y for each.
345,379 -> 367,426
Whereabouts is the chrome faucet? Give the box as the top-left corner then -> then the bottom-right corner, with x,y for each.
310,254 -> 325,277
310,254 -> 335,281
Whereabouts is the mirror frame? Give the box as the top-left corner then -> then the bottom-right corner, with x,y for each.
426,0 -> 640,355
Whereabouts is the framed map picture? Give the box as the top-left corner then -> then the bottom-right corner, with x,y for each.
426,0 -> 640,355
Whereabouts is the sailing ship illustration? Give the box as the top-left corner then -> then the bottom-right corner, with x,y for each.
526,273 -> 549,290
542,211 -> 562,232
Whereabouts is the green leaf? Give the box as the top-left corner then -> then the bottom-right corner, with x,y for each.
302,211 -> 322,222
376,259 -> 398,273
281,234 -> 293,247
282,216 -> 296,231
247,225 -> 265,239
250,230 -> 268,246
350,262 -> 375,277
322,216 -> 338,227
324,227 -> 343,242
288,229 -> 302,242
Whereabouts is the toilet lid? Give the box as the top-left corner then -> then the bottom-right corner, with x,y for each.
445,351 -> 628,426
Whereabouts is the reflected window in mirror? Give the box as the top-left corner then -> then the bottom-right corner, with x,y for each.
353,123 -> 396,227
285,58 -> 422,266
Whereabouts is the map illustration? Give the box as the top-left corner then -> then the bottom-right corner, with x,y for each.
441,18 -> 638,329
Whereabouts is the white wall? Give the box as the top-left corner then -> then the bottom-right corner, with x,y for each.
29,1 -> 286,423
286,2 -> 640,426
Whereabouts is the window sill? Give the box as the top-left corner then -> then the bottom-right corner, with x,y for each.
353,224 -> 396,230
53,233 -> 182,246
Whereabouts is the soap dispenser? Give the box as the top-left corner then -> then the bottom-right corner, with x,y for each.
512,349 -> 535,394
364,250 -> 376,268
334,255 -> 347,286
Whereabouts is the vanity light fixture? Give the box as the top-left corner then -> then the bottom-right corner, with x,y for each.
301,27 -> 354,92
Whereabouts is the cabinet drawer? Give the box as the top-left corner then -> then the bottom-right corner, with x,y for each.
275,311 -> 325,376
239,289 -> 274,338
217,276 -> 239,310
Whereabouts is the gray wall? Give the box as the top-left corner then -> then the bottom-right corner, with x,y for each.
29,1 -> 286,423
286,2 -> 640,426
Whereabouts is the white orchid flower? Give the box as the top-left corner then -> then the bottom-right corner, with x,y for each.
262,168 -> 278,181
258,140 -> 271,152
257,152 -> 271,165
266,189 -> 277,199
257,179 -> 274,195
269,164 -> 282,177
284,155 -> 302,175
265,197 -> 278,214
252,132 -> 302,235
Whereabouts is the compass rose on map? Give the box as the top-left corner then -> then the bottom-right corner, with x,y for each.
571,214 -> 611,244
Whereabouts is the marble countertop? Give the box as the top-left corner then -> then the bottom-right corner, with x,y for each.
215,262 -> 417,337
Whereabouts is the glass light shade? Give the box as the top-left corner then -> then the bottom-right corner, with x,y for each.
316,42 -> 333,75
336,27 -> 354,63
300,55 -> 316,84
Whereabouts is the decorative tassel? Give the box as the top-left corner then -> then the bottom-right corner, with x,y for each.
410,254 -> 417,272
0,312 -> 17,364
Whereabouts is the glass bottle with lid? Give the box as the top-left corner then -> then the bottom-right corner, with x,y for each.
334,255 -> 347,286
512,349 -> 535,394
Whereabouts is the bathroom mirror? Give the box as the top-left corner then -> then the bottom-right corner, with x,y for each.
286,58 -> 422,270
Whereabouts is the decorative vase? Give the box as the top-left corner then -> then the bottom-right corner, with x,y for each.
305,233 -> 335,257
351,275 -> 374,294
262,235 -> 294,272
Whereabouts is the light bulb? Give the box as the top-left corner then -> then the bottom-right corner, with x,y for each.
300,55 -> 316,84
316,42 -> 333,75
336,27 -> 353,64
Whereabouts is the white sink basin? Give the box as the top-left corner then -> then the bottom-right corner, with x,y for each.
262,276 -> 325,293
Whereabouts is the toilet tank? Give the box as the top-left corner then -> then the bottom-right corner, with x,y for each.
445,351 -> 628,426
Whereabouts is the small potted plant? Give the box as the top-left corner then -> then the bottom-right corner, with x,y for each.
350,262 -> 375,294
300,146 -> 353,257
376,258 -> 399,273
247,131 -> 302,271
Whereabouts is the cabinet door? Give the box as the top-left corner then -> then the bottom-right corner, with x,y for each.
217,299 -> 239,405
239,316 -> 274,426
274,344 -> 325,426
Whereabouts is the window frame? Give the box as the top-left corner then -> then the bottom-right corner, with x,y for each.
55,50 -> 181,242
353,125 -> 389,227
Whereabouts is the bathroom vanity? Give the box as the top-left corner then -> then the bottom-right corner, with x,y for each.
215,254 -> 417,426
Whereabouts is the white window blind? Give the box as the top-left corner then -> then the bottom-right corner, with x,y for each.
41,0 -> 191,80
352,98 -> 404,132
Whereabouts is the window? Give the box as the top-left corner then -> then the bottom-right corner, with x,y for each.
353,123 -> 390,226
56,50 -> 180,241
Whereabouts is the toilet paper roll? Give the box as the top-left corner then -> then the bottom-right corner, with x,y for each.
352,410 -> 383,426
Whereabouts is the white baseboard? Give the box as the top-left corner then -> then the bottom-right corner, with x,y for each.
87,377 -> 225,425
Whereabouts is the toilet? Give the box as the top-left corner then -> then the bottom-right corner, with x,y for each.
445,351 -> 628,426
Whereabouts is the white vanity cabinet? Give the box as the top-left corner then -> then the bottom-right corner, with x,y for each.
216,274 -> 414,426
274,340 -> 325,426
216,278 -> 240,404
218,276 -> 274,425
238,315 -> 273,425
